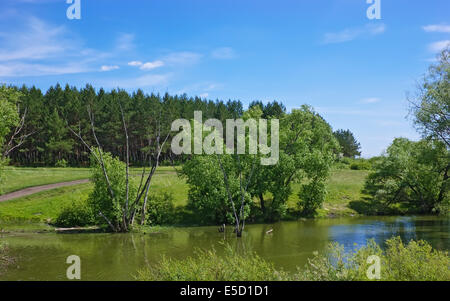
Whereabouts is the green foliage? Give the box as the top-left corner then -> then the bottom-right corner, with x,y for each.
182,105 -> 338,223
333,129 -> 361,158
350,159 -> 372,170
182,154 -> 251,225
136,237 -> 449,281
54,159 -> 68,168
0,85 -> 21,144
248,100 -> 286,118
298,181 -> 327,216
136,245 -> 286,281
145,191 -> 175,225
410,48 -> 449,147
364,138 -> 449,214
278,106 -> 338,217
88,148 -> 137,229
296,237 -> 449,281
5,84 -> 245,167
54,198 -> 94,227
382,237 -> 450,281
0,85 -> 22,190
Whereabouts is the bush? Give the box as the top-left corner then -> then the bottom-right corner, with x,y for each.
364,138 -> 449,214
55,159 -> 68,168
350,159 -> 371,170
145,191 -> 175,225
88,149 -> 137,230
296,237 -> 450,281
298,181 -> 327,217
136,237 -> 449,281
136,245 -> 287,281
55,198 -> 95,227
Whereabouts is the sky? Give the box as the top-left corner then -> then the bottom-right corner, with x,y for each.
0,0 -> 449,157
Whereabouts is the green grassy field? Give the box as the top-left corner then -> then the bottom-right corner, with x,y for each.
0,166 -> 188,222
0,167 -> 91,195
0,167 -> 368,221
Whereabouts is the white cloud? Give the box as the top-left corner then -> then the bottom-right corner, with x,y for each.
199,93 -> 209,98
360,97 -> 381,104
0,17 -> 72,61
100,65 -> 119,72
323,24 -> 386,44
211,47 -> 236,59
140,60 -> 164,70
0,17 -> 120,77
423,24 -> 450,33
128,61 -> 143,66
428,40 -> 450,53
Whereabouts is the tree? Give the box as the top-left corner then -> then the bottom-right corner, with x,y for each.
68,92 -> 170,232
409,48 -> 449,148
249,100 -> 286,119
0,86 -> 22,189
276,106 -> 338,217
182,105 -> 338,224
364,138 -> 449,214
333,129 -> 361,158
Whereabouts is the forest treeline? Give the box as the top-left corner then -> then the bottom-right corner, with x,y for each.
5,84 -> 286,167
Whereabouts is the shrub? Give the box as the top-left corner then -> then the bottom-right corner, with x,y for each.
54,198 -> 95,227
88,149 -> 137,230
136,245 -> 287,281
364,138 -> 449,214
145,191 -> 175,225
298,181 -> 327,217
55,159 -> 68,168
350,159 -> 371,170
295,237 -> 450,281
136,237 -> 450,281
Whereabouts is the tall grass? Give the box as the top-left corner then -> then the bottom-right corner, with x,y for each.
136,237 -> 450,281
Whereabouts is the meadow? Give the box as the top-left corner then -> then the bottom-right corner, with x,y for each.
0,166 -> 367,223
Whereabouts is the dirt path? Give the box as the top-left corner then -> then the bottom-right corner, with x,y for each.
0,179 -> 90,202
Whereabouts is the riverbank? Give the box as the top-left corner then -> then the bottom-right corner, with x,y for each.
0,168 -> 368,228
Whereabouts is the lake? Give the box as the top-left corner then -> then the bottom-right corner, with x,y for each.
1,215 -> 448,280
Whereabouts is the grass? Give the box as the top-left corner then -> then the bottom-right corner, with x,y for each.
0,166 -> 188,222
0,183 -> 92,222
288,169 -> 369,217
0,167 -> 369,224
0,166 -> 90,195
136,237 -> 450,281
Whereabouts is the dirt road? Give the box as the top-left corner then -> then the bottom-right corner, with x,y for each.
0,179 -> 90,202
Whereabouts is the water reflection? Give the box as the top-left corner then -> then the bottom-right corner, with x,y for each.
0,216 -> 448,280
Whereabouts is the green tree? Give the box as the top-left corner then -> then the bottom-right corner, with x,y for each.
278,106 -> 338,217
88,149 -> 137,231
0,86 -> 21,188
364,138 -> 449,214
409,48 -> 449,147
333,129 -> 361,158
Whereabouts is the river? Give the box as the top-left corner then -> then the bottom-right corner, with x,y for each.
0,215 -> 448,280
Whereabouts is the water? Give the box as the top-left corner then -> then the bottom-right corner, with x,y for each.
1,216 -> 448,280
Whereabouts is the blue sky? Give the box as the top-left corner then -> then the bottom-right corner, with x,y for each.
0,0 -> 449,157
